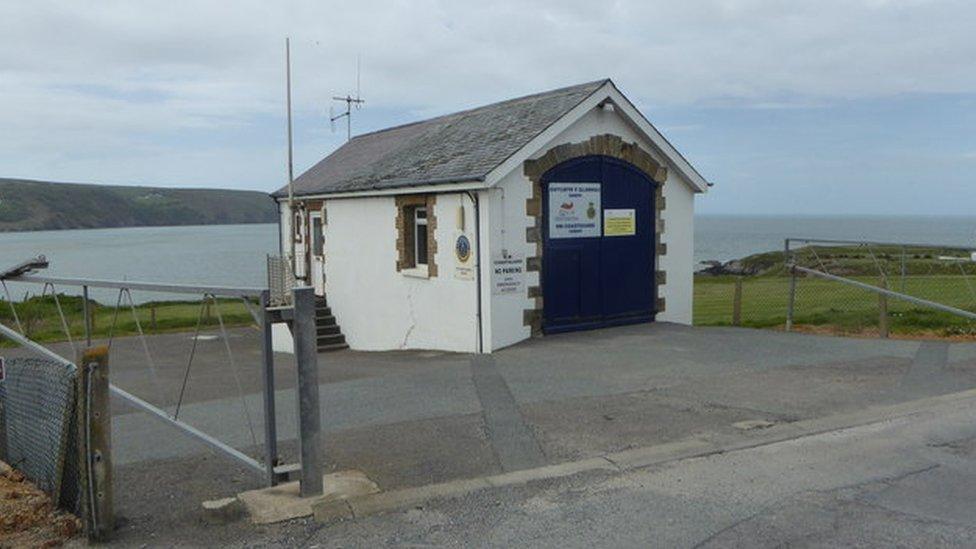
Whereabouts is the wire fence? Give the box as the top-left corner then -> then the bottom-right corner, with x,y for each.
694,239 -> 976,338
267,255 -> 296,307
0,354 -> 80,512
0,274 -> 278,483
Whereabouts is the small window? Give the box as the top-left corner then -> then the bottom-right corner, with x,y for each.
397,195 -> 437,276
293,211 -> 303,241
414,207 -> 428,266
311,216 -> 324,257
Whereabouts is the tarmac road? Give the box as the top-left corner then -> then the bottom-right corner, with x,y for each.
13,322 -> 976,545
282,392 -> 976,547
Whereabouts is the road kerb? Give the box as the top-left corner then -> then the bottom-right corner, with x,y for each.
310,388 -> 976,524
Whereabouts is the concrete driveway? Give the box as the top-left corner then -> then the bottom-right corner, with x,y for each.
27,322 -> 976,544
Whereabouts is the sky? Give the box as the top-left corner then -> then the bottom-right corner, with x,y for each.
1,0 -> 974,215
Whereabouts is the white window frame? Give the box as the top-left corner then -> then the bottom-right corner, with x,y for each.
310,212 -> 324,258
414,206 -> 428,266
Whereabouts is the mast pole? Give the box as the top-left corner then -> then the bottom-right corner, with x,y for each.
286,37 -> 297,278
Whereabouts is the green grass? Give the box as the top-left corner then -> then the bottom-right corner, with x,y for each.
694,274 -> 976,336
719,245 -> 976,279
0,294 -> 255,346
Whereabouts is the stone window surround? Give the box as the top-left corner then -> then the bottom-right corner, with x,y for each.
395,194 -> 439,277
522,134 -> 668,336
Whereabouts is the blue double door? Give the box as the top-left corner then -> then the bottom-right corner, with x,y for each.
542,155 -> 656,334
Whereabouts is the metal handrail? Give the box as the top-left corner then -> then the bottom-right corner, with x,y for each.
787,237 -> 976,253
0,320 -> 75,368
10,274 -> 266,298
792,265 -> 976,321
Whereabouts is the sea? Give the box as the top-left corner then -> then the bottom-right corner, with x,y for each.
2,215 -> 976,302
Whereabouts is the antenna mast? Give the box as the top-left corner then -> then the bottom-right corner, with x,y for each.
329,57 -> 365,141
285,37 -> 297,278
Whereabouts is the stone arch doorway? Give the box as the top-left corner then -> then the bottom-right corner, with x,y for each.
523,135 -> 667,335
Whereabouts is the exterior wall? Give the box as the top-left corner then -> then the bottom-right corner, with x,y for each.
485,105 -> 697,351
658,173 -> 694,323
322,193 -> 479,352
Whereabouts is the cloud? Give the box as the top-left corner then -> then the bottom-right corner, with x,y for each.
0,0 -> 974,192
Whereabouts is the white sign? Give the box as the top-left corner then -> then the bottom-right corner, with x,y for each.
604,209 -> 636,236
492,256 -> 524,295
549,183 -> 601,239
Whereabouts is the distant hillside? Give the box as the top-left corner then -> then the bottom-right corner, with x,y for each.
0,178 -> 277,232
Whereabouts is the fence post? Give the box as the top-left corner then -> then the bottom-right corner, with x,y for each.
76,346 -> 114,542
878,277 -> 889,339
82,285 -> 92,347
0,374 -> 6,462
732,278 -> 743,326
786,265 -> 797,331
785,239 -> 795,331
900,246 -> 907,294
292,286 -> 323,497
259,290 -> 280,486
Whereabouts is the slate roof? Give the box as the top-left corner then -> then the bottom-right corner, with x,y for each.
274,79 -> 609,198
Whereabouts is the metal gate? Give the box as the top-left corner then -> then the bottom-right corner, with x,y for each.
1,260 -> 324,498
784,238 -> 976,335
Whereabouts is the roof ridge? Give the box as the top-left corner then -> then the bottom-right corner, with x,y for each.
350,79 -> 611,141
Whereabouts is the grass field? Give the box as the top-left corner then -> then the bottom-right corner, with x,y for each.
0,294 -> 255,345
7,277 -> 975,343
695,274 -> 976,336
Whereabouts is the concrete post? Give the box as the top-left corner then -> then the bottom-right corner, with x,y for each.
292,286 -> 323,497
76,346 -> 114,542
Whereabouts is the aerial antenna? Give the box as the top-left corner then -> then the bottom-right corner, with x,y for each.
329,55 -> 365,141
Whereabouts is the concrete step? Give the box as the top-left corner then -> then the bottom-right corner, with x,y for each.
317,324 -> 341,336
317,342 -> 349,353
317,333 -> 346,347
315,307 -> 332,318
315,315 -> 337,326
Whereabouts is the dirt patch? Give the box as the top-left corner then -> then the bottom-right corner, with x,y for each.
784,324 -> 976,342
0,461 -> 80,548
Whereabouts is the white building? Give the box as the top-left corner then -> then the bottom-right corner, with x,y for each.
273,79 -> 709,353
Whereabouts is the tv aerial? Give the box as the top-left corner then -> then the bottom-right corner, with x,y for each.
329,56 -> 365,141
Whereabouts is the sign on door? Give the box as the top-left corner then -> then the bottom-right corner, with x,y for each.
548,183 -> 601,239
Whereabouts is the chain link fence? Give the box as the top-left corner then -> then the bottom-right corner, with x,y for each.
0,345 -> 82,514
694,239 -> 976,338
267,254 -> 296,307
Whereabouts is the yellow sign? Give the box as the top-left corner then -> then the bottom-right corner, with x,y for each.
603,209 -> 636,236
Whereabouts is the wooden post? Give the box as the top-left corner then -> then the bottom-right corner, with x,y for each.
150,304 -> 157,332
76,346 -> 114,542
732,277 -> 743,326
878,277 -> 889,339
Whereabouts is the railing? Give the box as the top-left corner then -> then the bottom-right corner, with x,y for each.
784,238 -> 976,337
1,272 -> 279,483
694,238 -> 976,338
